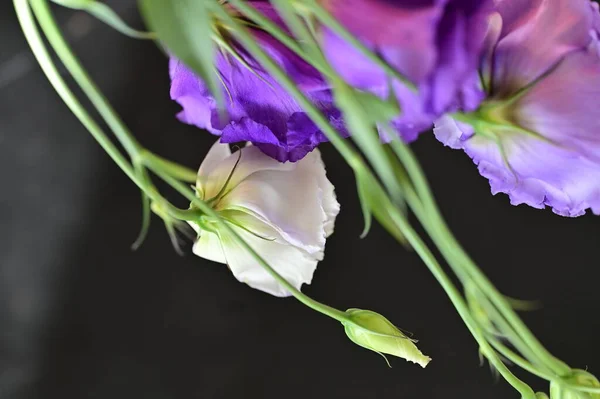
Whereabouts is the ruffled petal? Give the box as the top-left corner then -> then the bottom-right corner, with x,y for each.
308,149 -> 341,237
218,151 -> 330,256
434,113 -> 600,217
169,58 -> 220,133
216,212 -> 318,297
435,1 -> 600,216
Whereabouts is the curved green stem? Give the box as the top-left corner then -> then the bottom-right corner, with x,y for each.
227,0 -> 332,78
390,140 -> 571,377
487,336 -> 555,381
140,150 -> 198,183
383,205 -> 535,399
32,0 -> 143,159
16,0 -> 143,191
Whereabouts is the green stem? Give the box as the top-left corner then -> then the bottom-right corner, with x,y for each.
17,0 -> 143,192
228,0 -> 314,69
270,0 -> 327,64
465,280 -> 553,374
32,0 -> 142,159
390,140 -> 571,377
141,150 -> 198,183
383,205 -> 535,399
487,337 -> 600,394
487,336 -> 554,381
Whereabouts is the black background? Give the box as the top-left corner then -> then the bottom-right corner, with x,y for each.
1,2 -> 598,398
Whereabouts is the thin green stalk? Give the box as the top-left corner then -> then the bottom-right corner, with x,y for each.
17,0 -> 198,227
32,0 -> 142,159
391,140 -> 571,377
395,170 -> 548,370
487,336 -> 555,381
141,150 -> 198,183
16,0 -> 143,192
487,338 -> 600,394
466,280 -> 554,374
225,0 -> 334,79
270,0 -> 328,67
383,204 -> 535,399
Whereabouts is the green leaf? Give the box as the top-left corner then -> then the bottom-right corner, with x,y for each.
355,169 -> 408,244
52,0 -> 155,39
86,1 -> 155,39
332,80 -> 403,203
355,172 -> 373,239
138,0 -> 222,106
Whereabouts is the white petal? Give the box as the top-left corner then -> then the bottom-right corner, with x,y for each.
199,145 -> 294,200
197,140 -> 232,199
305,149 -> 340,237
219,157 -> 327,256
216,212 -> 318,297
191,229 -> 227,264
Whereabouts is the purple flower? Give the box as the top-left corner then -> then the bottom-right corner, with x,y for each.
170,2 -> 343,162
322,0 -> 493,141
435,0 -> 600,216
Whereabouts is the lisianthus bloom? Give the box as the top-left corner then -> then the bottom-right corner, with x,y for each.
170,2 -> 344,163
322,0 -> 493,141
189,140 -> 339,297
435,0 -> 600,216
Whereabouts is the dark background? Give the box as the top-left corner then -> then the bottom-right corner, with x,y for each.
1,2 -> 598,398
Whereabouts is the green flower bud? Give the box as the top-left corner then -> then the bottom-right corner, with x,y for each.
536,393 -> 550,399
343,308 -> 431,368
550,369 -> 600,399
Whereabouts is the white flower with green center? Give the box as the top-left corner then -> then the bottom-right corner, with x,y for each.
189,141 -> 340,297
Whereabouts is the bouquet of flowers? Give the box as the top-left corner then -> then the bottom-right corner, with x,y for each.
14,0 -> 600,397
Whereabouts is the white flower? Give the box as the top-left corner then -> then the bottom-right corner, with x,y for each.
189,141 -> 340,297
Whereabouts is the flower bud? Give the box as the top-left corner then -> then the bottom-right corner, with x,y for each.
343,308 -> 431,368
550,369 -> 600,399
536,393 -> 550,399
